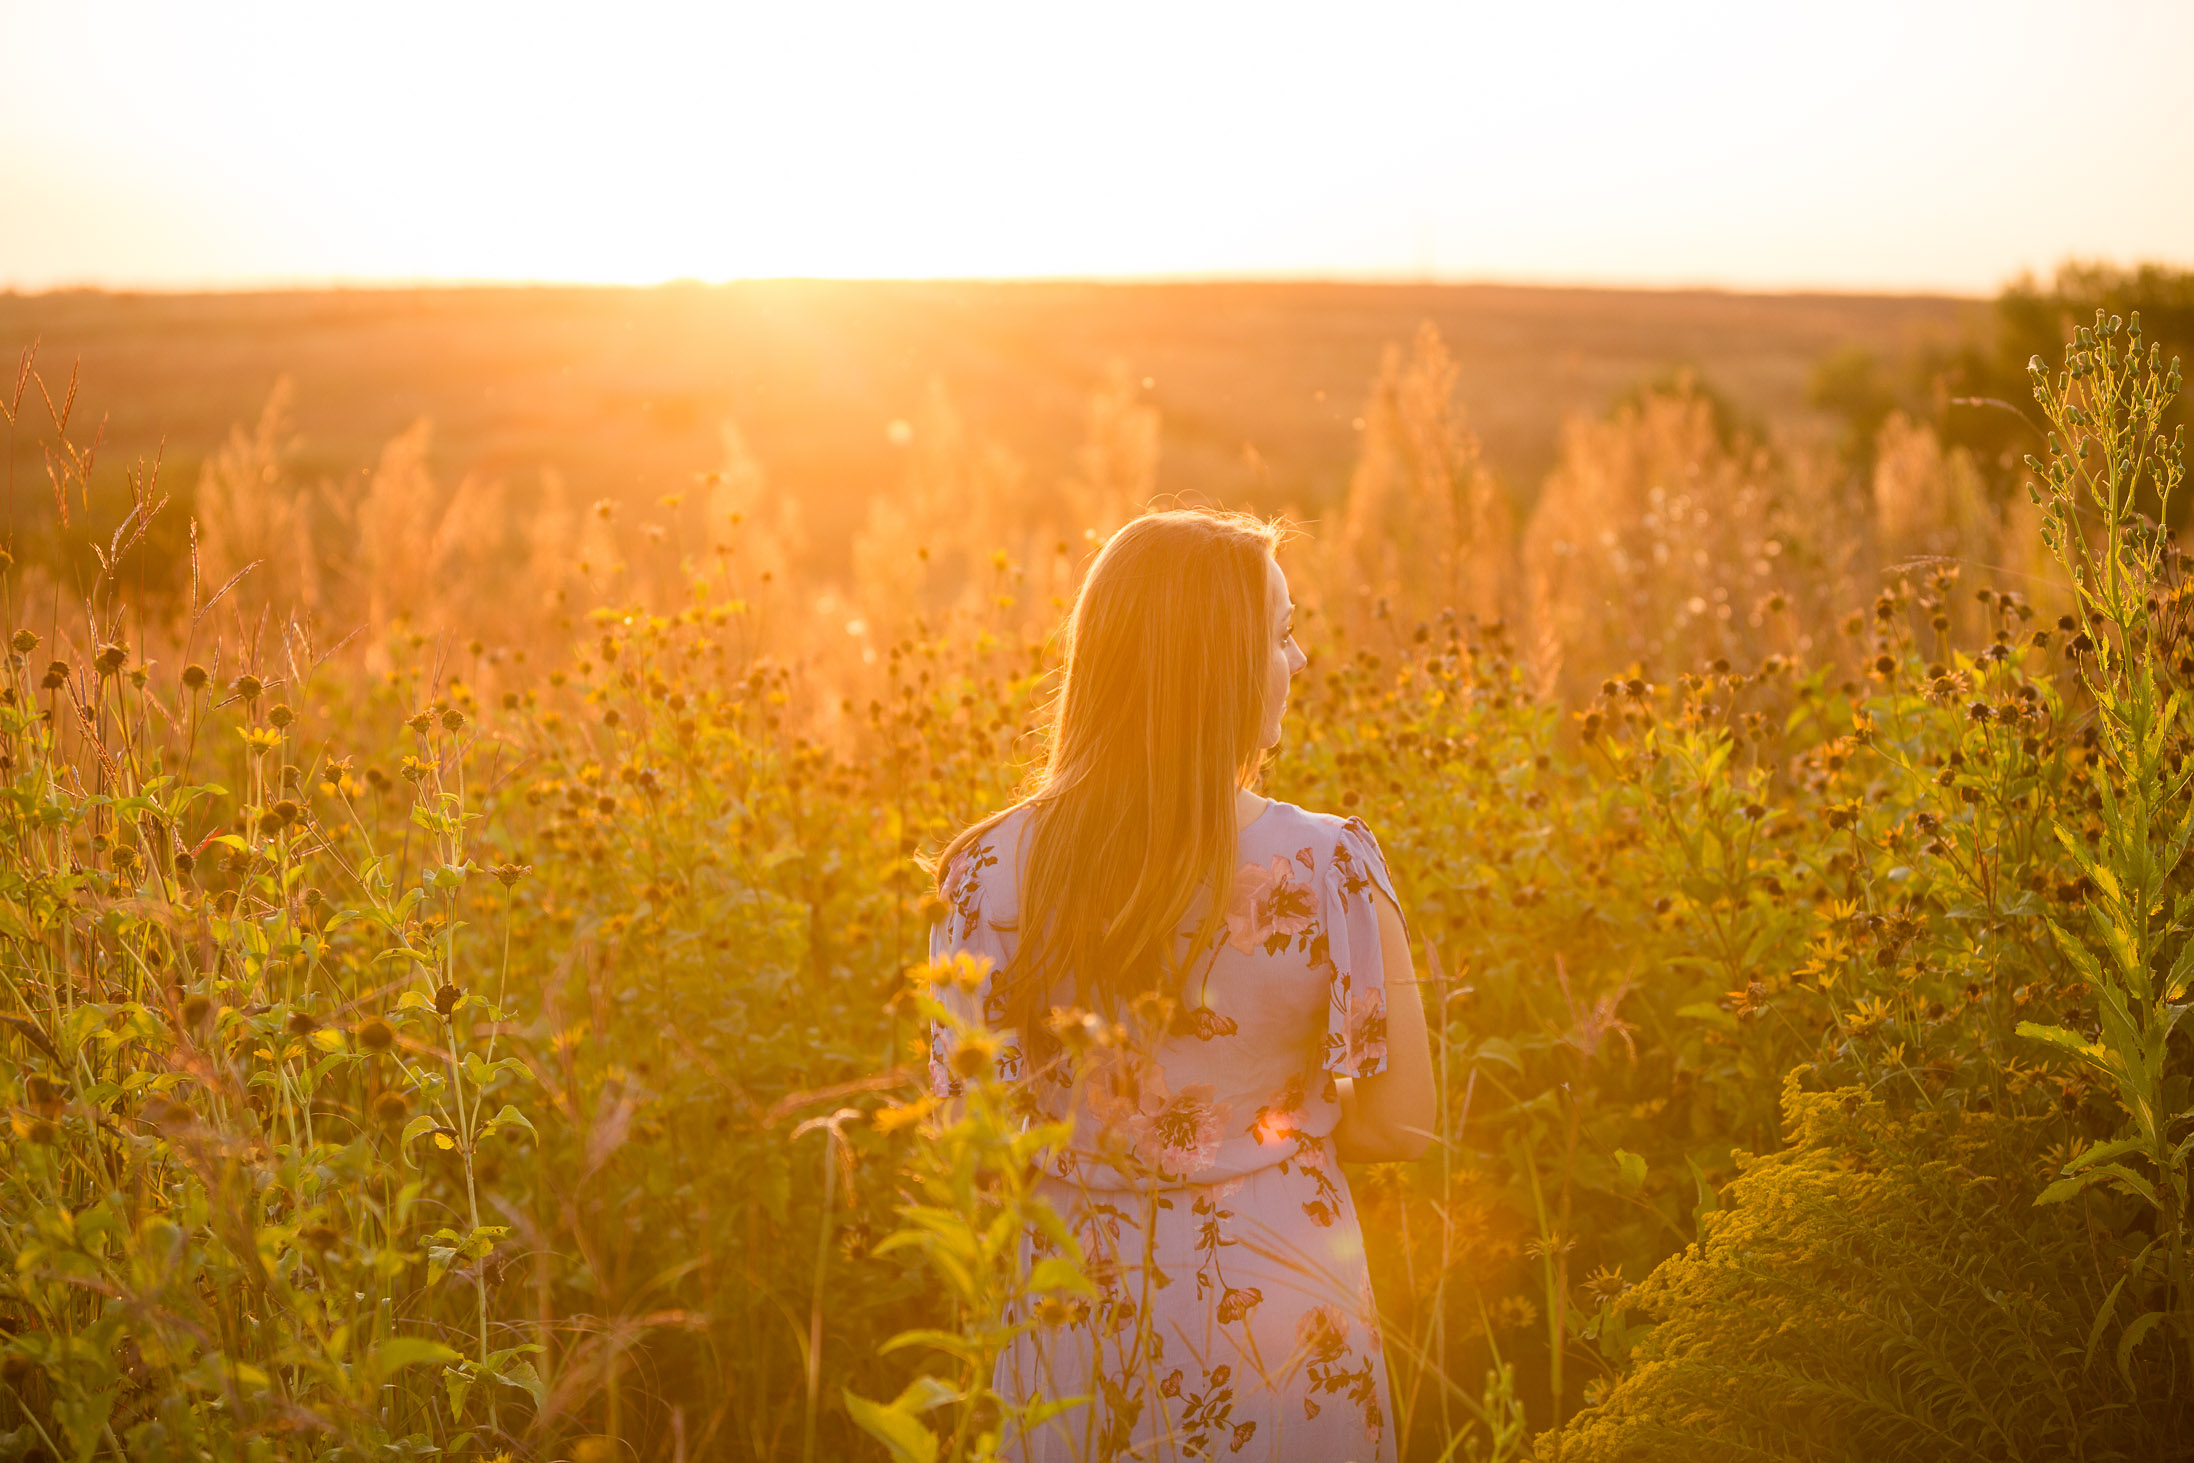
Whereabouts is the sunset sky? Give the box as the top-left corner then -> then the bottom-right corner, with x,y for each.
3,0 -> 2189,294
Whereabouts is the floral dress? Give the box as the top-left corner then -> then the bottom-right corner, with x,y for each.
931,801 -> 1401,1463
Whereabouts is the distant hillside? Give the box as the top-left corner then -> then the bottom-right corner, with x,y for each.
0,281 -> 1971,568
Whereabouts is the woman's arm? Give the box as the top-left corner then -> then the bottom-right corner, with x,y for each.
1333,888 -> 1436,1162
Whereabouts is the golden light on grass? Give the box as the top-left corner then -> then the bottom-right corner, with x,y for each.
2,5 -> 2192,1457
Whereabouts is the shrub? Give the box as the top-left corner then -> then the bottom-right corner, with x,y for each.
1542,1082 -> 2178,1463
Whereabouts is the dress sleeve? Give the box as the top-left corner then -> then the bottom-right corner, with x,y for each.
1317,817 -> 1403,1080
927,840 -> 1012,1097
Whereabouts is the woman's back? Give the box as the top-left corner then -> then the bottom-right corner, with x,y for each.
931,798 -> 1402,1462
933,800 -> 1396,1188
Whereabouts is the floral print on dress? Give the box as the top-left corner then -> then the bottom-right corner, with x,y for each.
1316,819 -> 1393,1081
931,802 -> 1403,1461
1084,1048 -> 1231,1179
1223,850 -> 1318,952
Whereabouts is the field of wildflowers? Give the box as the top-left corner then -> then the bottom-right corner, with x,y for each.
0,290 -> 2189,1462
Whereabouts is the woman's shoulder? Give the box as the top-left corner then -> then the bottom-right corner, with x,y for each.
1251,801 -> 1397,903
1252,800 -> 1386,858
941,804 -> 1036,899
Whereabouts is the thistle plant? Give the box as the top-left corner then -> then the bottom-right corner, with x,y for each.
2014,309 -> 2192,1377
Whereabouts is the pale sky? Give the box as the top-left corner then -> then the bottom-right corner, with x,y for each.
2,0 -> 2189,294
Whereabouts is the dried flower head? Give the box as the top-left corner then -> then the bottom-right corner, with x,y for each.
268,704 -> 296,728
181,663 -> 208,690
355,1017 -> 397,1054
1046,1006 -> 1110,1054
9,629 -> 37,654
372,1091 -> 411,1125
948,1032 -> 999,1081
231,675 -> 263,702
25,1074 -> 63,1117
95,643 -> 127,675
433,983 -> 461,1017
287,1010 -> 319,1037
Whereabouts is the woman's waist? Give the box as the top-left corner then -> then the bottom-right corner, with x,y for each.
1038,1126 -> 1338,1194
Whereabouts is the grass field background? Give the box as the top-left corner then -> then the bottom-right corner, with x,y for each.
0,282 -> 1969,561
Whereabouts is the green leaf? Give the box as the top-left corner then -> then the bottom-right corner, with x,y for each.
2116,1309 -> 2166,1386
2081,1239 -> 2153,1373
2161,934 -> 2194,1001
491,1358 -> 548,1408
878,1328 -> 982,1366
399,1113 -> 439,1164
2045,914 -> 2105,985
426,1224 -> 508,1285
1470,1036 -> 1523,1072
2035,1170 -> 2110,1205
479,1104 -> 537,1143
444,1369 -> 473,1424
2084,1162 -> 2160,1206
1028,1256 -> 1095,1295
843,1388 -> 940,1463
1613,1148 -> 1647,1190
1687,1155 -> 1720,1223
893,1375 -> 962,1414
2014,1020 -> 2106,1063
371,1337 -> 461,1381
1019,1393 -> 1092,1429
2063,1135 -> 2146,1173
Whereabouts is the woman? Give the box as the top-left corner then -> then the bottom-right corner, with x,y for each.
930,509 -> 1435,1462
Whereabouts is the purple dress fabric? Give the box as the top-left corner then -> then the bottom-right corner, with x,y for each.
931,800 -> 1401,1463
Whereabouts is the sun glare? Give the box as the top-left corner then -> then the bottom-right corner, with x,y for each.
2,1 -> 2190,289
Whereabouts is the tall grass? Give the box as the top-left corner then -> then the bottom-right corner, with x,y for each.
0,303 -> 2185,1462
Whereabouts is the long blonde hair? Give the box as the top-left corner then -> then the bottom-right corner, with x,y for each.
938,508 -> 1283,1051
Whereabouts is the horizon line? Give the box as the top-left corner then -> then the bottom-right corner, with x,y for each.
0,268 -> 2012,303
